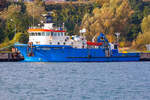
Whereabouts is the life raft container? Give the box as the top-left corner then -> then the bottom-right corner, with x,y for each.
86,41 -> 103,46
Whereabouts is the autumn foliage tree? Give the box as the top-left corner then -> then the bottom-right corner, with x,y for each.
81,0 -> 133,42
133,15 -> 150,50
91,0 -> 109,6
25,0 -> 46,26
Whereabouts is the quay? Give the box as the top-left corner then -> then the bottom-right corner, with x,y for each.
0,52 -> 24,62
0,52 -> 150,62
140,53 -> 150,61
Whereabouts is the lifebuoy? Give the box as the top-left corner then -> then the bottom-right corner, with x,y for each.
28,42 -> 33,48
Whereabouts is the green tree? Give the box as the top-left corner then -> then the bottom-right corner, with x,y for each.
127,0 -> 150,41
0,19 -> 5,43
17,32 -> 29,44
46,3 -> 95,35
143,6 -> 150,17
5,12 -> 31,40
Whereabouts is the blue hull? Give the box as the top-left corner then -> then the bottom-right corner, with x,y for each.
15,44 -> 140,62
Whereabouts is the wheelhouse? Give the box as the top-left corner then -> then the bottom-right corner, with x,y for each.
28,28 -> 67,45
28,29 -> 66,37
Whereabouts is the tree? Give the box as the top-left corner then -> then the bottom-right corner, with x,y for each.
0,0 -> 7,11
25,0 -> 46,26
133,15 -> 150,50
143,6 -> 150,17
0,4 -> 22,20
141,15 -> 150,33
5,12 -> 31,40
81,0 -> 133,41
127,0 -> 150,41
46,3 -> 95,35
91,0 -> 109,6
0,19 -> 5,43
17,32 -> 29,44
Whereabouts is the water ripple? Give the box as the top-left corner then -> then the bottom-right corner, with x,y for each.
0,62 -> 150,100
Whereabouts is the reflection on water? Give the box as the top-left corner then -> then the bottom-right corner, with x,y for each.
0,62 -> 150,100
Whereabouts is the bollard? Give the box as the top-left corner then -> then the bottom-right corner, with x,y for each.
8,53 -> 10,61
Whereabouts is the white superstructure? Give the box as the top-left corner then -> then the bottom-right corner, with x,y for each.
28,23 -> 87,48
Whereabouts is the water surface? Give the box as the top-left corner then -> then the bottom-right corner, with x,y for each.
0,62 -> 150,100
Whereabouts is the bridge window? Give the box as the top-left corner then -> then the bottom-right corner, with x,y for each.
56,32 -> 58,36
38,32 -> 41,36
42,32 -> 45,36
53,32 -> 56,36
29,33 -> 33,36
35,33 -> 38,36
33,33 -> 35,36
58,32 -> 60,36
46,32 -> 50,36
51,32 -> 53,36
55,32 -> 57,36
61,32 -> 63,36
63,32 -> 65,36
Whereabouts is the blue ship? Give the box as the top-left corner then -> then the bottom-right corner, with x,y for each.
14,44 -> 140,62
14,33 -> 140,62
14,13 -> 140,62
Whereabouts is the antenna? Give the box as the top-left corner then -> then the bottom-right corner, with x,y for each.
80,28 -> 86,33
115,32 -> 120,43
79,28 -> 86,36
32,5 -> 34,26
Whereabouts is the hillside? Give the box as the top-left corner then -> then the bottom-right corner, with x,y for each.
0,0 -> 150,50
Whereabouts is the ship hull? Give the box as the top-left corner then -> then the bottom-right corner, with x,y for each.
15,44 -> 140,62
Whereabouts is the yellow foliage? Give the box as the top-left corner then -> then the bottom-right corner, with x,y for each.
93,8 -> 100,15
81,0 -> 132,41
133,15 -> 150,50
141,15 -> 150,33
0,32 -> 23,49
110,0 -> 122,8
119,41 -> 125,48
0,4 -> 21,20
92,0 -> 109,5
104,20 -> 111,27
106,34 -> 115,43
25,2 -> 46,21
133,31 -> 150,50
